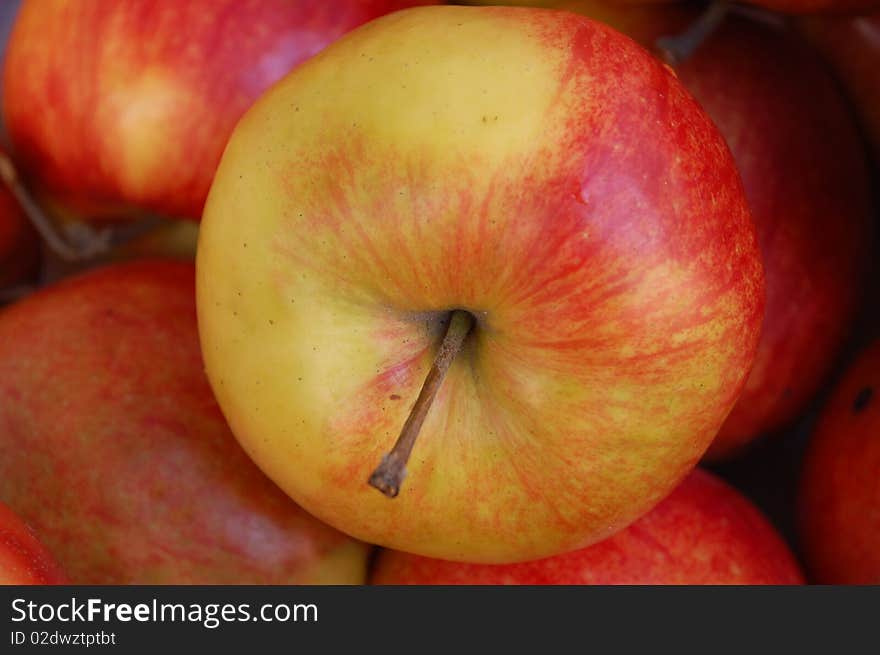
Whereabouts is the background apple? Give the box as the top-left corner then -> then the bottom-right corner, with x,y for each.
2,0 -> 436,223
798,340 -> 880,584
372,469 -> 804,584
0,501 -> 67,585
197,5 -> 764,563
0,260 -> 370,584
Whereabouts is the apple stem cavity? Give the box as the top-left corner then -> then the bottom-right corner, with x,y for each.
0,151 -> 112,262
368,309 -> 475,498
656,0 -> 730,66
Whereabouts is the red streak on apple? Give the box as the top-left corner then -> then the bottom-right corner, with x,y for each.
799,341 -> 880,584
0,501 -> 68,585
371,469 -> 804,584
2,0 -> 436,222
0,261 -> 369,584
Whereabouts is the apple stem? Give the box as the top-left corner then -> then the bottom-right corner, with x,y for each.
656,1 -> 730,66
368,309 -> 475,498
0,151 -> 112,262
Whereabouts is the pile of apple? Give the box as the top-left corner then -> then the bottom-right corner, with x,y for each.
0,0 -> 877,587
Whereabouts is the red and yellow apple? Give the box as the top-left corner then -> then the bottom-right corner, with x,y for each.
798,341 -> 880,584
558,3 -> 872,460
197,6 -> 764,563
0,261 -> 370,584
372,469 -> 804,584
2,0 -> 436,223
0,501 -> 67,585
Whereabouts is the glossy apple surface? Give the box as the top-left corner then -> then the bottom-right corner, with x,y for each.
372,469 -> 804,584
0,501 -> 67,585
197,6 -> 764,563
2,0 -> 435,222
0,261 -> 370,584
799,341 -> 880,584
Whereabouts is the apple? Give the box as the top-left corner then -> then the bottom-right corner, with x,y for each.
0,501 -> 67,585
0,260 -> 370,584
196,6 -> 764,563
798,340 -> 880,584
557,3 -> 873,460
2,0 -> 437,223
372,469 -> 804,584
799,13 -> 880,161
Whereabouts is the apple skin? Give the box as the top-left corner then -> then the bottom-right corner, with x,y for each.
197,6 -> 764,563
372,469 -> 804,584
2,0 -> 436,223
0,501 -> 68,585
0,261 -> 370,584
799,13 -> 880,161
560,3 -> 872,460
798,341 -> 880,584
